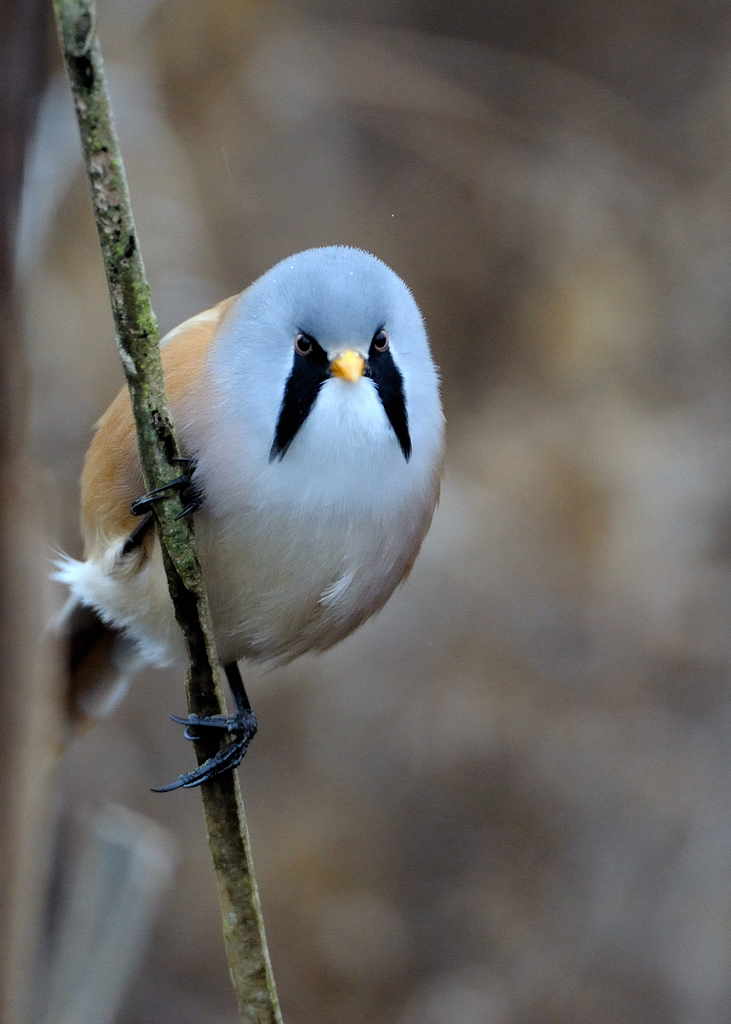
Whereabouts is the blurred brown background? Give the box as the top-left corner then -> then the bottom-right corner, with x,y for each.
7,0 -> 731,1021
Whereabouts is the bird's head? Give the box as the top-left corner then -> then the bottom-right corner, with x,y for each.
207,247 -> 444,505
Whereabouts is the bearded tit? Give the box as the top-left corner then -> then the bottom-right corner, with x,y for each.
56,246 -> 445,789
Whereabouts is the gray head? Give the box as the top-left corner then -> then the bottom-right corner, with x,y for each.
210,246 -> 443,478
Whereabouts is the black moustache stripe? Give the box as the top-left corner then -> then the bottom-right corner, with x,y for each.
270,336 -> 330,461
365,346 -> 411,461
270,337 -> 411,462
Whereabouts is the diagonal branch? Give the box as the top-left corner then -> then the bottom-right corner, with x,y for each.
51,1 -> 282,1020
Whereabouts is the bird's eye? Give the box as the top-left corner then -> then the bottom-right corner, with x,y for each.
372,328 -> 389,352
295,333 -> 313,356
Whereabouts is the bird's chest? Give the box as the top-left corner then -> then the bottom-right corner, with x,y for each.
195,499 -> 406,664
190,387 -> 429,663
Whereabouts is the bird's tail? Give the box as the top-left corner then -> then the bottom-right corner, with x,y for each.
53,597 -> 141,727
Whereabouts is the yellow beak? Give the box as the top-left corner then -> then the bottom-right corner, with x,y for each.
330,350 -> 366,383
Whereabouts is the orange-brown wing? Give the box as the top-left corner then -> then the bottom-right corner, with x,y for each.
80,295 -> 239,557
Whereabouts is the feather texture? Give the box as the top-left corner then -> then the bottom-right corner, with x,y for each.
57,248 -> 445,723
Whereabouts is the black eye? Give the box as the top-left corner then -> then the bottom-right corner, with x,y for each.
295,333 -> 313,356
372,328 -> 389,352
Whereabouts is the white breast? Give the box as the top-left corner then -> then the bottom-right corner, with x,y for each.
192,372 -> 442,665
58,375 -> 441,678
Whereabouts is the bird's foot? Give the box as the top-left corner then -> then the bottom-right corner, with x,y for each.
130,457 -> 201,520
151,708 -> 257,792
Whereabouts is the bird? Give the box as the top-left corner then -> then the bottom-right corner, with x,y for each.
55,245 -> 445,789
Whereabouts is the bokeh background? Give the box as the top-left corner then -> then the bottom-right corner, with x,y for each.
9,0 -> 731,1021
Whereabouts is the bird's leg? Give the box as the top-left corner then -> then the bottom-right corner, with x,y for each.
172,663 -> 256,740
151,661 -> 258,792
224,660 -> 255,718
122,459 -> 200,556
130,457 -> 202,519
120,510 -> 155,555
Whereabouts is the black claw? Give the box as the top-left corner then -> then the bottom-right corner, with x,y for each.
151,708 -> 257,792
174,501 -> 202,520
130,458 -> 201,518
153,662 -> 256,793
151,734 -> 250,791
169,711 -> 253,735
130,476 -> 187,516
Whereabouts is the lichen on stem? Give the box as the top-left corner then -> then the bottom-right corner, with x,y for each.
51,1 -> 282,1020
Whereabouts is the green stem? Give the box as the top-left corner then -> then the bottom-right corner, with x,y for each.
51,2 -> 282,1020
